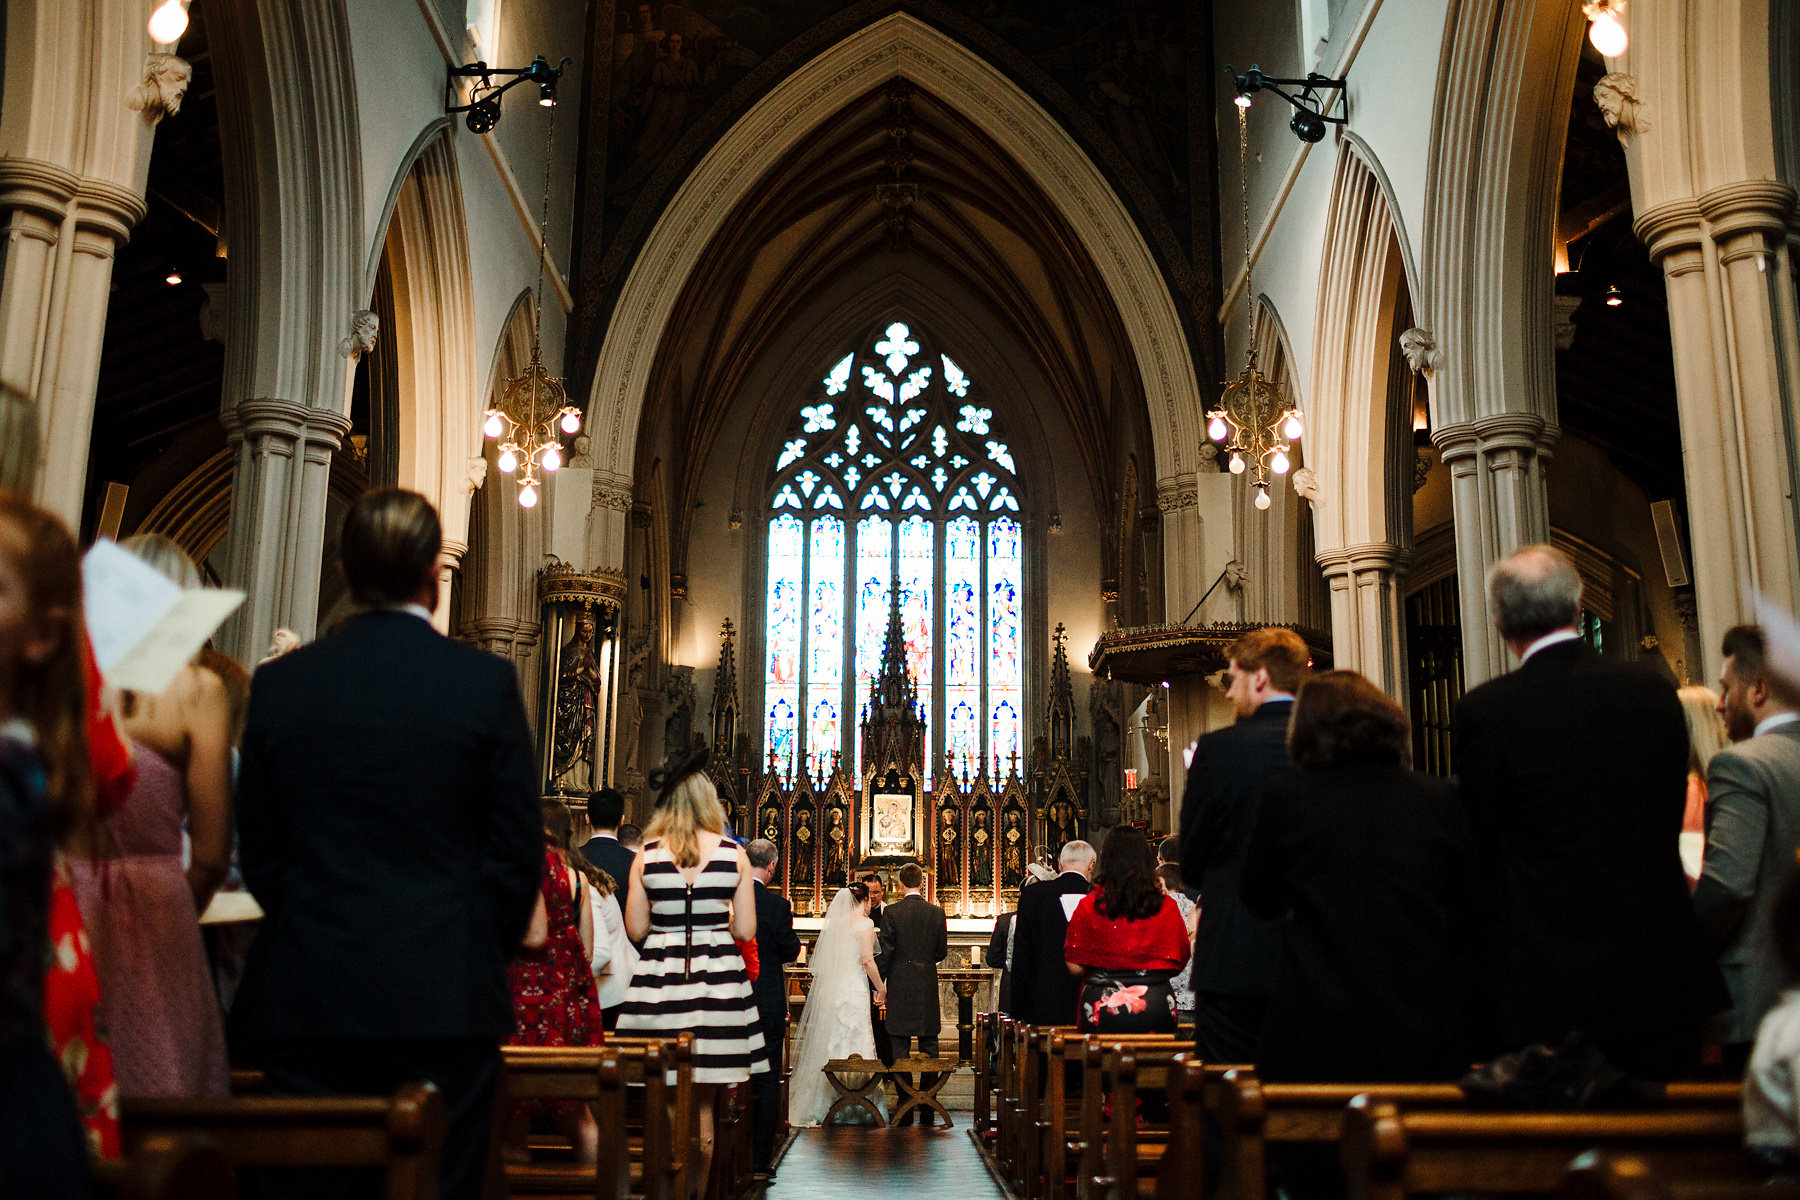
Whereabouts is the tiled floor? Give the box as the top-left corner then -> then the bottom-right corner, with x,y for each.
765,1124 -> 1006,1196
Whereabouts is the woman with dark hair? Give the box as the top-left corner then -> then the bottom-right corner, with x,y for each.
1241,670 -> 1474,1081
1063,826 -> 1191,1032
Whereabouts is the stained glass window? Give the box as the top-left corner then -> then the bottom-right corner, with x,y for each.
762,323 -> 1027,782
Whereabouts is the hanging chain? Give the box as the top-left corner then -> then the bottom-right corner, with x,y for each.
1238,101 -> 1255,361
527,106 -> 558,424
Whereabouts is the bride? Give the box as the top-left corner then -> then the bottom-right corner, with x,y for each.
787,882 -> 888,1127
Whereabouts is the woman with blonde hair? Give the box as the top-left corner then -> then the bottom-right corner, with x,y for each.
69,531 -> 231,1097
619,746 -> 764,1199
1678,685 -> 1730,887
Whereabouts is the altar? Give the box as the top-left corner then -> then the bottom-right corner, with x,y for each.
708,605 -> 1090,918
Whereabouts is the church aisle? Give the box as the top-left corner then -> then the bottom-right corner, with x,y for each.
766,1124 -> 1005,1196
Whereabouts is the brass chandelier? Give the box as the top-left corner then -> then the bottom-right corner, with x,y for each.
483,104 -> 579,509
1207,96 -> 1304,511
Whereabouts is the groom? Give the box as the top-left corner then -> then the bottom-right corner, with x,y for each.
879,862 -> 949,1125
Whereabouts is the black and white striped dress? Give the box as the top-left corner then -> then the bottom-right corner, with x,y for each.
617,840 -> 768,1083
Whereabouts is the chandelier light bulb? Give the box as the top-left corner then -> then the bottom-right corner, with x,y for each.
497,448 -> 518,474
1587,8 -> 1628,56
1207,415 -> 1229,442
1229,452 -> 1246,475
518,482 -> 539,509
1271,449 -> 1291,475
542,445 -> 561,473
1284,413 -> 1304,440
1234,93 -> 1252,109
483,411 -> 504,438
561,410 -> 580,434
1254,486 -> 1272,511
148,0 -> 188,43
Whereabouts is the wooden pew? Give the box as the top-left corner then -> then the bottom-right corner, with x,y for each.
1341,1095 -> 1750,1200
975,1011 -> 996,1147
121,1080 -> 445,1200
1076,1042 -> 1226,1200
1560,1150 -> 1800,1200
1018,1025 -> 1076,1198
500,1036 -> 693,1200
704,1081 -> 753,1200
1035,1032 -> 1181,1200
91,1132 -> 236,1200
1221,1074 -> 1740,1200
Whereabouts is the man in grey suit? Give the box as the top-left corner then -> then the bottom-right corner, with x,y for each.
880,862 -> 948,1125
1696,624 -> 1800,1065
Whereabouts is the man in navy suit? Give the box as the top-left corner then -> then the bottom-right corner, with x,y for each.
1005,840 -> 1095,1027
235,489 -> 542,1200
746,839 -> 800,1181
1178,627 -> 1311,1064
581,786 -> 635,886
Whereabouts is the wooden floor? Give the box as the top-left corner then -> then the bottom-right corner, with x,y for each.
764,1125 -> 1006,1197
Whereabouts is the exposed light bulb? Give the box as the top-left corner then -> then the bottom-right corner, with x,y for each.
164,267 -> 182,286
519,482 -> 539,509
1605,284 -> 1623,308
1229,453 -> 1246,475
1284,414 -> 1304,440
561,410 -> 580,434
497,448 -> 518,474
148,0 -> 188,43
1271,450 -> 1291,475
483,411 -> 504,438
1207,415 -> 1229,442
542,445 -> 562,473
1234,93 -> 1253,109
1587,9 -> 1627,56
1254,487 -> 1272,511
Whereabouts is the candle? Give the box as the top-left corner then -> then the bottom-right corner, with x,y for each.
971,944 -> 983,967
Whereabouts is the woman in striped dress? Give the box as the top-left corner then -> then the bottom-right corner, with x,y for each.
619,750 -> 765,1197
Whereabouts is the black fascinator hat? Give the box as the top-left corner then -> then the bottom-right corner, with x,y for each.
648,743 -> 711,806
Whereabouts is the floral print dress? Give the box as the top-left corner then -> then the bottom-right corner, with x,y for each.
506,849 -> 603,1118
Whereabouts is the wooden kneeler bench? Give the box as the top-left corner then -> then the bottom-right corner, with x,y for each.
890,1054 -> 962,1128
121,1080 -> 445,1200
91,1132 -> 236,1199
822,1054 -> 888,1126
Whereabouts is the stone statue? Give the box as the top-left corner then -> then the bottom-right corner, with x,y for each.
971,816 -> 993,888
938,806 -> 961,887
1593,73 -> 1650,143
462,454 -> 488,495
824,804 -> 848,886
338,309 -> 380,360
1292,467 -> 1322,506
568,434 -> 593,468
1398,327 -> 1441,378
128,53 -> 191,125
550,608 -> 601,792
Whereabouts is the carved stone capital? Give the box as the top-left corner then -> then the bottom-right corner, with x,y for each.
338,310 -> 379,360
1431,413 -> 1554,460
1552,295 -> 1583,351
72,178 -> 148,247
0,159 -> 80,224
1592,73 -> 1650,145
1699,180 -> 1799,250
127,53 -> 192,126
593,476 -> 634,512
222,398 -> 353,451
1156,477 -> 1197,512
1398,328 -> 1442,379
1316,541 -> 1412,577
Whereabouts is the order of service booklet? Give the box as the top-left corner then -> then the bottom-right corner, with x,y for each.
82,539 -> 245,698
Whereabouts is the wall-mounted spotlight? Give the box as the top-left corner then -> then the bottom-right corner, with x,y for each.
1226,64 -> 1348,144
445,54 -> 571,135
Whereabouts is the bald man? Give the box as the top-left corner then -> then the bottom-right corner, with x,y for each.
1454,545 -> 1725,1079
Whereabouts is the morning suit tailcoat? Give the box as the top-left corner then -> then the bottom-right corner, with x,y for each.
1178,699 -> 1294,999
1241,763 -> 1475,1082
751,881 -> 802,1039
881,892 -> 949,1037
234,611 -> 544,1040
1007,871 -> 1092,1026
581,834 -> 638,892
1455,640 -> 1727,1066
1694,720 -> 1800,1043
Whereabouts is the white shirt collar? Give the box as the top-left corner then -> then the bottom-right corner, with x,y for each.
0,719 -> 34,746
1757,712 -> 1800,737
1521,628 -> 1582,663
395,604 -> 434,624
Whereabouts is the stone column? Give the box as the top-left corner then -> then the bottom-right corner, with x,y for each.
1432,413 -> 1556,685
217,399 -> 351,662
1316,542 -> 1412,700
1638,182 -> 1800,682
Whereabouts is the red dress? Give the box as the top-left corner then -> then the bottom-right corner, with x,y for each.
41,634 -> 129,1157
507,850 -> 603,1117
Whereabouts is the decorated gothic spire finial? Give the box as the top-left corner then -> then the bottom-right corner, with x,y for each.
711,618 -> 739,763
1047,622 -> 1075,761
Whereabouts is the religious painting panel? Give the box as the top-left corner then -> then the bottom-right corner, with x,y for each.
936,792 -> 963,912
822,793 -> 851,897
788,796 -> 818,912
998,791 -> 1028,892
970,789 -> 995,912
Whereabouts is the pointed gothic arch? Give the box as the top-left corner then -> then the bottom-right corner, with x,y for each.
582,11 -> 1202,515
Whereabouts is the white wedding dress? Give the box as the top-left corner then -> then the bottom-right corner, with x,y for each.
787,888 -> 887,1127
